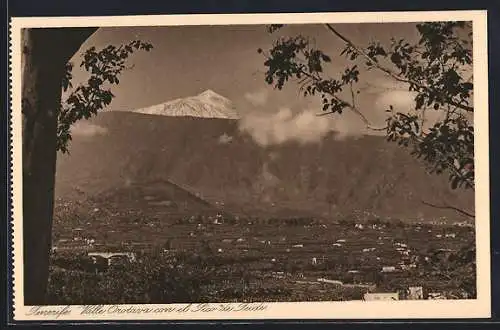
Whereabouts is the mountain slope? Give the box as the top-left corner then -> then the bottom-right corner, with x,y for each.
133,89 -> 239,119
55,111 -> 474,223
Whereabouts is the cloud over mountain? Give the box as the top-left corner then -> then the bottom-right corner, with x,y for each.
373,87 -> 452,132
72,122 -> 108,137
238,107 -> 366,146
375,90 -> 417,112
244,88 -> 269,106
238,108 -> 330,146
218,133 -> 234,144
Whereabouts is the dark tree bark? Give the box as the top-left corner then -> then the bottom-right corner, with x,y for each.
21,27 -> 96,305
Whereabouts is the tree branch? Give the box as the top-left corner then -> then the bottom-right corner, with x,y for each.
291,67 -> 388,131
323,24 -> 474,113
318,107 -> 387,131
349,82 -> 356,109
280,56 -> 474,188
419,106 -> 427,137
421,200 -> 475,219
403,134 -> 475,190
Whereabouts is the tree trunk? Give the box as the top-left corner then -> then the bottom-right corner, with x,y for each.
21,28 -> 96,305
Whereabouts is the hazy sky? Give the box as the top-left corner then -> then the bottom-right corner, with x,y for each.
68,22 -> 470,143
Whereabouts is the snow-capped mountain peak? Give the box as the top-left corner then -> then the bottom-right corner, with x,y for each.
133,90 -> 239,119
198,89 -> 222,100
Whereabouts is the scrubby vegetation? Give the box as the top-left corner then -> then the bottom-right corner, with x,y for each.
47,198 -> 476,304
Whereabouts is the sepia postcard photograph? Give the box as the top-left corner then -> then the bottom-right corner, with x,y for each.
9,10 -> 491,321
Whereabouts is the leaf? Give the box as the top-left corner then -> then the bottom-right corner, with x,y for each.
321,54 -> 331,62
390,53 -> 401,65
462,82 -> 473,90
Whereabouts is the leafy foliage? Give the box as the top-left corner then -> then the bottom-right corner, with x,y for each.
57,40 -> 153,153
47,252 -> 203,304
259,22 -> 474,192
420,243 -> 476,298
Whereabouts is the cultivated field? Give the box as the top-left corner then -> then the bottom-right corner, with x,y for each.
47,191 -> 476,304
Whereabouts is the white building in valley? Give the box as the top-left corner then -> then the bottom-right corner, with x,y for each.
87,252 -> 136,265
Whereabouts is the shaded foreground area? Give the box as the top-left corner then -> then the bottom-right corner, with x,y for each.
47,247 -> 475,304
46,197 -> 476,304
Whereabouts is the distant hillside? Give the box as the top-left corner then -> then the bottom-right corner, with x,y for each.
55,111 -> 474,223
89,178 -> 220,217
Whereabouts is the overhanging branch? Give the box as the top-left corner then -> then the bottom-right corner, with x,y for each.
276,57 -> 475,189
421,200 -> 475,219
323,24 -> 474,113
292,67 -> 388,131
